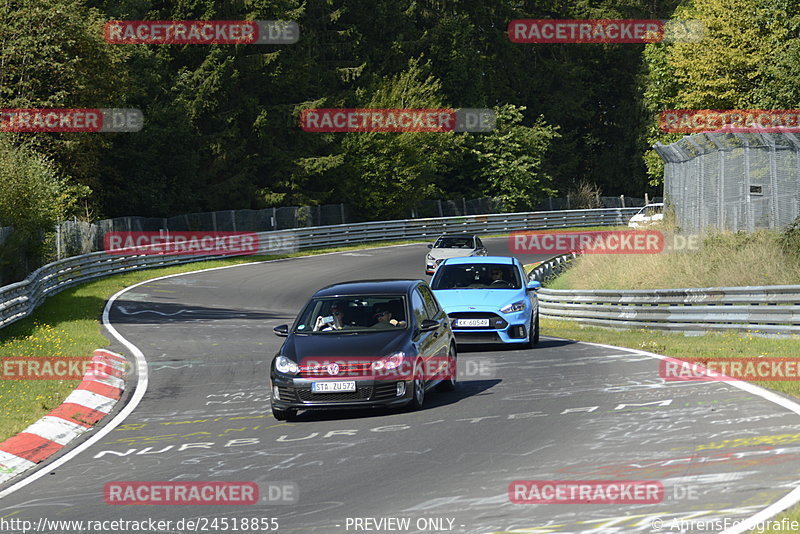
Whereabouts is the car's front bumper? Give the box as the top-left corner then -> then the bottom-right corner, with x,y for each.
270,375 -> 413,410
448,309 -> 531,344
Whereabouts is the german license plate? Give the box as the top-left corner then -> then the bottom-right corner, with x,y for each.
455,318 -> 490,327
311,381 -> 356,393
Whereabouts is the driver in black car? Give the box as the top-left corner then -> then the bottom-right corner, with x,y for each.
314,301 -> 347,331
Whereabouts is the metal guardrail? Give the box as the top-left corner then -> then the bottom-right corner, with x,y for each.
538,284 -> 800,336
528,245 -> 800,336
528,253 -> 577,283
0,208 -> 637,331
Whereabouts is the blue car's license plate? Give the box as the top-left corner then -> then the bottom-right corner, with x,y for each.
455,318 -> 489,327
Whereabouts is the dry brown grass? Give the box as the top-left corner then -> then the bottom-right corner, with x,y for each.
549,229 -> 800,289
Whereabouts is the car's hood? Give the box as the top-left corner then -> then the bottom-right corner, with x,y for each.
432,289 -> 524,312
429,248 -> 474,260
282,330 -> 406,362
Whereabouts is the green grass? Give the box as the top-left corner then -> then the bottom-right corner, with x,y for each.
0,239 -> 428,442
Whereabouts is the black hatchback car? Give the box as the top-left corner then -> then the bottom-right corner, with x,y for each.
270,279 -> 456,420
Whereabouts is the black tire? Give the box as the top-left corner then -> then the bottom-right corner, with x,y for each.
523,311 -> 540,349
436,343 -> 458,392
407,361 -> 426,410
272,406 -> 296,421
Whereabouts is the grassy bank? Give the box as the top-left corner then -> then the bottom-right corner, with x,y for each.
549,229 -> 800,289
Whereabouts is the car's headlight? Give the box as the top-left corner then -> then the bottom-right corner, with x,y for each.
426,254 -> 434,261
275,355 -> 299,375
500,301 -> 527,314
372,352 -> 405,372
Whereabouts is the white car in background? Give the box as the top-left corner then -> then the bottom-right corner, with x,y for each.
425,234 -> 487,275
628,203 -> 664,228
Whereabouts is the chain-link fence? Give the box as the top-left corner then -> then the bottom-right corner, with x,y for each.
535,195 -> 658,211
0,227 -> 12,245
655,132 -> 800,232
46,193 -> 660,259
55,198 -> 508,257
56,205 -> 353,258
408,197 -> 506,218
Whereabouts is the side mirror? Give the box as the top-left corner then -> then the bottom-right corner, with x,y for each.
419,319 -> 440,331
273,324 -> 289,337
427,244 -> 433,249
527,280 -> 542,291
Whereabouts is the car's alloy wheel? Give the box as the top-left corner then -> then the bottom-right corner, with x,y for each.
272,406 -> 296,421
408,361 -> 425,410
436,343 -> 457,392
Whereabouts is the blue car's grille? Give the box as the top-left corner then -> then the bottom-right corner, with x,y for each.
447,312 -> 507,330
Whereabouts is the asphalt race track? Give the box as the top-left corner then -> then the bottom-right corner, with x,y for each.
2,238 -> 800,534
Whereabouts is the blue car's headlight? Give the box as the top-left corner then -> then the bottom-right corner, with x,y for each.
500,300 -> 527,314
275,355 -> 299,375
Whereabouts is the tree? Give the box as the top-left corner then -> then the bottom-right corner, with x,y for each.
0,0 -> 129,199
0,136 -> 90,281
337,57 -> 464,220
462,105 -> 559,211
641,0 -> 800,184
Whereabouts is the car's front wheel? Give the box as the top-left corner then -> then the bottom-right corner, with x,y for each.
523,311 -> 540,349
407,360 -> 426,410
272,406 -> 296,421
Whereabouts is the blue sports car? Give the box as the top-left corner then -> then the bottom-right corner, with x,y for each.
430,256 -> 540,347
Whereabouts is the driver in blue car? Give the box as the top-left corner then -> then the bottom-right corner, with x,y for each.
490,268 -> 504,281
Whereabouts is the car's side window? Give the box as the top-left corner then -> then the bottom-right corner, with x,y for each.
418,285 -> 441,319
411,290 -> 428,325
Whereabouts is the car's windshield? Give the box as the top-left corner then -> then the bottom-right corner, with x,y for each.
431,264 -> 521,290
434,237 -> 474,249
294,295 -> 409,333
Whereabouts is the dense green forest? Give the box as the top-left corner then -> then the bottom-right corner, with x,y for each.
2,0 -> 800,230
